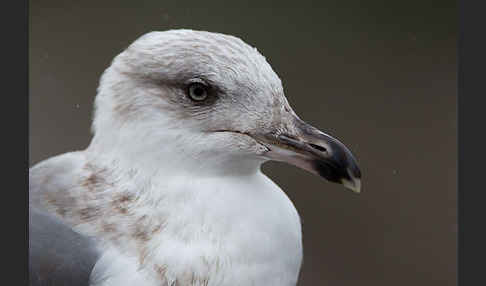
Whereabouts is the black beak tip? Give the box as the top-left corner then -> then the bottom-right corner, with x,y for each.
348,160 -> 361,179
312,146 -> 362,193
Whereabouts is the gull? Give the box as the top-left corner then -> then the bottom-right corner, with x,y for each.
29,29 -> 361,286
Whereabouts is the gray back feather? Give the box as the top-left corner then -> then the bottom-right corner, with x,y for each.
29,207 -> 101,286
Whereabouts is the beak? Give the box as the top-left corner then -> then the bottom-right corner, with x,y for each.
257,118 -> 362,193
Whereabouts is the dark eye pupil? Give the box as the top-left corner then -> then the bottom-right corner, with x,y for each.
194,87 -> 204,97
188,83 -> 208,101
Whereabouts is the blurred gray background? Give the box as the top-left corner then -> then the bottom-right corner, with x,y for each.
29,1 -> 457,285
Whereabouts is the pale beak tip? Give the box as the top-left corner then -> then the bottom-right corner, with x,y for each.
342,177 -> 361,194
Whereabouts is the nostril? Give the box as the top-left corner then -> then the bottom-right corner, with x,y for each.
308,143 -> 327,153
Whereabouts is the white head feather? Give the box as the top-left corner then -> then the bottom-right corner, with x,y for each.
88,29 -> 295,177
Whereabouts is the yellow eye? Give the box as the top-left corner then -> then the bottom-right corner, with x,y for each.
188,83 -> 208,101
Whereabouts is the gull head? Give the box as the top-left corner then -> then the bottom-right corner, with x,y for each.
90,29 -> 361,193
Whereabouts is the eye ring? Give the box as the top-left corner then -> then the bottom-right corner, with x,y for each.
187,82 -> 209,101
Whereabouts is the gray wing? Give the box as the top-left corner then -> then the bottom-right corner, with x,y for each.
29,152 -> 108,285
29,206 -> 102,286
